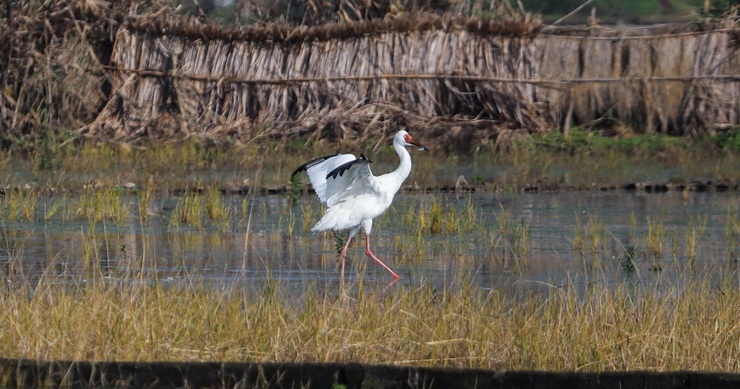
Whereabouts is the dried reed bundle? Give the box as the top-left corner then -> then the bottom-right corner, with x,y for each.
0,0 -> 175,148
123,12 -> 542,42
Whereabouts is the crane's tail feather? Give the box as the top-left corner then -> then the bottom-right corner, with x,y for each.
310,204 -> 361,233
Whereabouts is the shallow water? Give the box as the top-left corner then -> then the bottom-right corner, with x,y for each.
0,190 -> 738,298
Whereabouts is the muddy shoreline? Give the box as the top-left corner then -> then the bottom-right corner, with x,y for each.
1,179 -> 736,199
127,178 -> 740,195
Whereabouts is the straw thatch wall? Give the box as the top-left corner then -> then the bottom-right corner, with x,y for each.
538,21 -> 739,136
2,1 -> 735,149
81,15 -> 546,146
80,14 -> 738,146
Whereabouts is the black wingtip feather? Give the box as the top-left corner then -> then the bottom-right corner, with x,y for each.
326,158 -> 372,180
291,154 -> 339,177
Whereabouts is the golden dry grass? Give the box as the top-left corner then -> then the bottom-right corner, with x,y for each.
0,275 -> 738,371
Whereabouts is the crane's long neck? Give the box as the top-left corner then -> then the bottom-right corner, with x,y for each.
388,142 -> 412,192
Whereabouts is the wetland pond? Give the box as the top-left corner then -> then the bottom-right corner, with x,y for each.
1,189 -> 738,298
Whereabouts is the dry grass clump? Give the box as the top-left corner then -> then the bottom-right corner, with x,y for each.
0,276 -> 738,371
238,0 -> 529,25
0,0 -> 126,148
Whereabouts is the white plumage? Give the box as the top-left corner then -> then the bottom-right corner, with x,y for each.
292,130 -> 428,286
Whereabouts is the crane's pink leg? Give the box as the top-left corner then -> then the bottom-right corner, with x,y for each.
365,234 -> 401,281
339,235 -> 354,289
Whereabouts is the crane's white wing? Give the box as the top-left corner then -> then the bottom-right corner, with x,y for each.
323,156 -> 382,207
292,154 -> 356,204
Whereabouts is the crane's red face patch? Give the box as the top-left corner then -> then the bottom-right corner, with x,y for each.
404,134 -> 414,144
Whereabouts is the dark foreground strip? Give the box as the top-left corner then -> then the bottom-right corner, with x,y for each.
0,358 -> 738,388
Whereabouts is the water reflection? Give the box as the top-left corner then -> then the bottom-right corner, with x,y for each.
0,191 -> 737,298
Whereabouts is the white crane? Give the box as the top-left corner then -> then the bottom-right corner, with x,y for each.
292,130 -> 429,287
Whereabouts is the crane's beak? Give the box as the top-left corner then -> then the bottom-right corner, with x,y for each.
408,138 -> 429,152
404,133 -> 429,151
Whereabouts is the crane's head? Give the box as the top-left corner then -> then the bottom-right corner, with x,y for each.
396,130 -> 429,151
